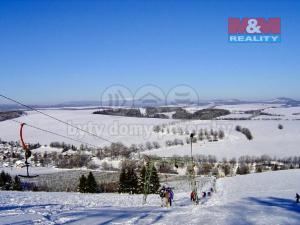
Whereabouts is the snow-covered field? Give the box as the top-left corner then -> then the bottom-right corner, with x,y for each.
214,103 -> 282,112
0,109 -> 173,147
1,169 -> 299,225
262,106 -> 300,120
1,106 -> 300,160
144,120 -> 300,159
218,113 -> 253,120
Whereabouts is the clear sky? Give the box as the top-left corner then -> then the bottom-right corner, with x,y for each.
0,0 -> 299,104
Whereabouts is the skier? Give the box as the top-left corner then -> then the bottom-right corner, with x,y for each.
190,191 -> 198,204
159,186 -> 166,207
167,187 -> 174,206
191,191 -> 195,202
296,193 -> 300,203
202,192 -> 206,198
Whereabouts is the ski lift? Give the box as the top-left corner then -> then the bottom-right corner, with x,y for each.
18,123 -> 38,178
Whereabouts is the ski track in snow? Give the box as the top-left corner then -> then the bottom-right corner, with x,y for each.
1,169 -> 300,225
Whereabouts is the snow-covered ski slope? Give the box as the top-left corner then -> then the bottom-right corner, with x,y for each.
1,169 -> 300,225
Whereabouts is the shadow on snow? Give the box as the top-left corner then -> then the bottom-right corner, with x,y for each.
51,207 -> 170,225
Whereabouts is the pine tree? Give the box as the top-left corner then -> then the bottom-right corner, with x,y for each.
138,164 -> 160,194
78,175 -> 87,193
0,171 -> 12,190
137,165 -> 146,194
236,166 -> 241,175
149,165 -> 160,194
86,172 -> 98,193
5,174 -> 12,190
119,165 -> 138,194
13,176 -> 22,191
0,171 -> 5,187
128,167 -> 138,194
119,167 -> 127,193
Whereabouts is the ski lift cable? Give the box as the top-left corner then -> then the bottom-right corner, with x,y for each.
10,119 -> 99,149
0,94 -> 113,144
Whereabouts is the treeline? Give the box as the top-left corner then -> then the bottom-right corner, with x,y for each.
237,155 -> 300,166
245,110 -> 282,117
77,161 -> 160,195
93,106 -> 182,119
153,125 -> 225,139
145,106 -> 181,116
0,170 -> 118,193
93,107 -> 230,120
93,108 -> 143,117
31,151 -> 93,169
148,154 -> 300,177
0,111 -> 24,122
153,127 -> 225,146
78,172 -> 98,193
172,108 -> 230,120
235,125 -> 253,140
29,142 -> 133,168
0,171 -> 22,191
1,141 -> 138,169
0,140 -> 40,150
50,142 -> 77,152
118,160 -> 160,194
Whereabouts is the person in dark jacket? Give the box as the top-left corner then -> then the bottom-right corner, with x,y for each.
166,187 -> 174,206
296,193 -> 300,203
159,186 -> 166,207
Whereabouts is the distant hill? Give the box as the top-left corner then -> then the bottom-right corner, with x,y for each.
1,97 -> 300,111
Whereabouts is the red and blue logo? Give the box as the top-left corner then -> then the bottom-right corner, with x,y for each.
228,18 -> 281,43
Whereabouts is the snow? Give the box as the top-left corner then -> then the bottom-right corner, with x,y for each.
143,120 -> 300,159
214,103 -> 283,112
218,113 -> 253,119
34,146 -> 63,153
0,109 -> 174,147
262,107 -> 300,120
184,105 -> 213,113
1,169 -> 299,224
1,108 -> 300,160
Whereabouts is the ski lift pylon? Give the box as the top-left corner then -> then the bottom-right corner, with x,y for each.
18,123 -> 38,178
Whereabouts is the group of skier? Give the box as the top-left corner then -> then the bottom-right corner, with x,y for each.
159,186 -> 174,207
191,187 -> 214,205
159,185 -> 215,207
159,185 -> 299,208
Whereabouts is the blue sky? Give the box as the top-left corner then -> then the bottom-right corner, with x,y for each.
0,0 -> 299,104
